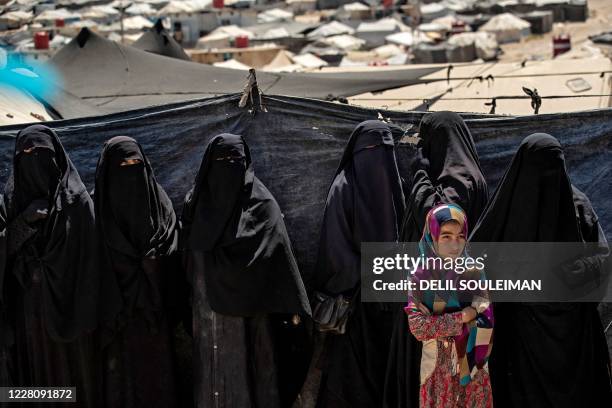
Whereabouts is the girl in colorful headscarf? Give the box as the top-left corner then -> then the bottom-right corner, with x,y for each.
406,203 -> 493,408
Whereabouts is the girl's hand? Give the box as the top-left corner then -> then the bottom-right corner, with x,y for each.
461,306 -> 477,323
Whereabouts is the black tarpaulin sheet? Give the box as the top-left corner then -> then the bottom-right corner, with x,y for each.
0,94 -> 610,282
48,29 -> 442,114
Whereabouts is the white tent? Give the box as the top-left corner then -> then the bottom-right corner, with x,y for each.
34,9 -> 81,23
292,52 -> 328,69
348,58 -> 611,115
257,8 -> 293,24
357,18 -> 407,33
479,13 -> 531,44
196,25 -> 254,49
0,10 -> 33,29
335,2 -> 371,20
213,59 -> 251,70
157,0 -> 211,15
100,15 -> 153,32
321,34 -> 365,51
448,32 -> 498,60
258,27 -> 291,40
125,3 -> 157,16
307,21 -> 355,39
373,43 -> 404,59
420,3 -> 450,22
209,25 -> 254,38
0,83 -> 53,125
356,18 -> 406,47
81,5 -> 119,22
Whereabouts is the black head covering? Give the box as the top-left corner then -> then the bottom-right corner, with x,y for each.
470,133 -> 580,242
95,136 -> 177,258
4,125 -> 110,342
181,133 -> 310,317
94,136 -> 178,331
12,126 -> 62,214
313,120 -> 406,294
402,111 -> 488,240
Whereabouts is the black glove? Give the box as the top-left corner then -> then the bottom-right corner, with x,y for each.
22,199 -> 49,225
411,147 -> 430,173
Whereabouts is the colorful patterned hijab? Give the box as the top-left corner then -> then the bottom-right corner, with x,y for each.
410,203 -> 494,386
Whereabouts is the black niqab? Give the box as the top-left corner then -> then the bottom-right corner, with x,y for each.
181,133 -> 310,317
470,133 -> 579,242
95,136 -> 176,258
12,129 -> 62,215
313,120 -> 405,294
402,111 -> 488,240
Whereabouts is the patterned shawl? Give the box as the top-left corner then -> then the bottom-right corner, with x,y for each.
410,203 -> 494,386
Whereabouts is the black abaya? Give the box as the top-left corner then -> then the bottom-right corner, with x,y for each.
470,133 -> 611,408
384,111 -> 488,408
313,120 -> 406,408
181,133 -> 311,408
3,125 -> 110,407
94,136 -> 180,408
0,194 -> 12,395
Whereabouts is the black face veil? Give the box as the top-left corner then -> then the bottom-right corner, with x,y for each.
313,120 -> 406,294
403,111 -> 488,239
182,133 -> 310,317
95,136 -> 177,258
470,133 -> 580,242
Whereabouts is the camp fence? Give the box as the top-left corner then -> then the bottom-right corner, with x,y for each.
0,93 -> 610,283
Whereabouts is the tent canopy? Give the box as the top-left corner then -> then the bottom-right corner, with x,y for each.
48,28 -> 442,113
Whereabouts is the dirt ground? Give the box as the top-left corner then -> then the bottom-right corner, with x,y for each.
498,0 -> 612,62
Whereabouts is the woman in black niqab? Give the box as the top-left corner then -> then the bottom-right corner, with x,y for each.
469,133 -> 611,407
0,194 -> 12,392
181,133 -> 311,408
3,124 -> 107,407
313,120 -> 406,407
94,136 -> 180,408
384,112 -> 489,408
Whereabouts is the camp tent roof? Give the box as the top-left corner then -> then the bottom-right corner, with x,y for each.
307,21 -> 355,39
356,18 -> 407,33
479,13 -> 531,31
292,53 -> 328,69
126,3 -> 156,15
0,11 -> 33,24
348,58 -> 612,115
0,83 -> 53,125
243,21 -> 316,38
213,59 -> 251,70
321,34 -> 365,51
132,19 -> 191,60
257,8 -> 293,24
48,28 -> 442,112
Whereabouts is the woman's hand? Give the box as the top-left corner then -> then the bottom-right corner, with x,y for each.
461,306 -> 477,323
